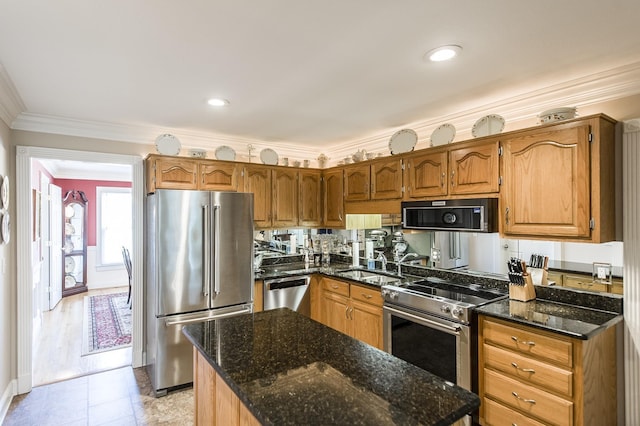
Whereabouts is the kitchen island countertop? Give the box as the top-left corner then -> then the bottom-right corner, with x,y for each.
183,308 -> 479,425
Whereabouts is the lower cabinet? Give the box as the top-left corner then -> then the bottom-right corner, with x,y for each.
253,280 -> 263,313
478,315 -> 618,426
193,349 -> 260,426
318,277 -> 383,350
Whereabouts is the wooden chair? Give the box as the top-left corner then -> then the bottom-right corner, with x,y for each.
121,246 -> 132,307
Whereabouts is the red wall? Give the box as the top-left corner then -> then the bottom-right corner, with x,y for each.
54,179 -> 131,246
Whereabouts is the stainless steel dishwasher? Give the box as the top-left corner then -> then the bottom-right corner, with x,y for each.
263,275 -> 311,317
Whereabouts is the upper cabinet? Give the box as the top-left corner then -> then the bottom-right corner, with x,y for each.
500,114 -> 616,242
403,139 -> 499,199
272,168 -> 299,228
146,154 -> 240,193
298,170 -> 323,227
243,164 -> 273,228
323,168 -> 345,228
344,158 -> 403,202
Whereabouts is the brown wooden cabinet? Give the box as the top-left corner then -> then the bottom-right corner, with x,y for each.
318,277 -> 383,349
344,163 -> 371,201
403,140 -> 499,199
199,160 -> 241,191
322,168 -> 345,228
478,315 -> 617,426
243,164 -> 272,228
272,168 -> 298,228
146,154 -> 241,193
344,159 -> 404,202
500,114 -> 616,242
194,349 -> 261,426
298,169 -> 322,227
63,190 -> 88,297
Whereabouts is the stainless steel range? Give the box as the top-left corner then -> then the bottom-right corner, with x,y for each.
382,276 -> 506,392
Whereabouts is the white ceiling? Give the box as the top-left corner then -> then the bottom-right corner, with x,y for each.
2,1 -> 640,164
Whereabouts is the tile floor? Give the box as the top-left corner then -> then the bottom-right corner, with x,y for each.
4,366 -> 193,426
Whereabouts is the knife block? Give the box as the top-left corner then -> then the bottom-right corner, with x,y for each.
509,273 -> 536,302
528,267 -> 549,286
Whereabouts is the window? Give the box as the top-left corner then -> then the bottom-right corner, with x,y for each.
96,186 -> 132,267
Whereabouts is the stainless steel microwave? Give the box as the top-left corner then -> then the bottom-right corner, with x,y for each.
401,198 -> 498,232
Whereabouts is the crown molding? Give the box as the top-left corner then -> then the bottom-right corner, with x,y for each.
8,61 -> 640,166
0,63 -> 26,127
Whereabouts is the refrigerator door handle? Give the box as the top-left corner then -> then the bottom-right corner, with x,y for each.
164,306 -> 252,327
213,204 -> 221,295
202,204 -> 210,297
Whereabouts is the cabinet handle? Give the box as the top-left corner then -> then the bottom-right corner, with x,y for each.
331,284 -> 339,289
511,391 -> 536,404
345,306 -> 349,319
505,207 -> 510,225
339,213 -> 343,221
440,172 -> 445,188
450,170 -> 455,187
511,336 -> 535,346
361,293 -> 373,299
349,307 -> 354,319
511,362 -> 536,373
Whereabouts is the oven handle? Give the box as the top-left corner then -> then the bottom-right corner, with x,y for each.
384,305 -> 462,334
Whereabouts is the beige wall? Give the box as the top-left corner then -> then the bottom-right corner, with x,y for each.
0,119 -> 13,409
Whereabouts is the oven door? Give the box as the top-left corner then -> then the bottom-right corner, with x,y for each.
383,304 -> 471,391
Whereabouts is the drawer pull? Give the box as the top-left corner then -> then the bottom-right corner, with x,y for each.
511,391 -> 536,404
361,293 -> 373,299
511,336 -> 536,346
331,284 -> 339,289
511,362 -> 535,373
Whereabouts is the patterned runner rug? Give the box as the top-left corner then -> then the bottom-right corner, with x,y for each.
82,292 -> 132,356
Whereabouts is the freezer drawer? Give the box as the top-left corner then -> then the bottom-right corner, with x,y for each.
146,305 -> 252,396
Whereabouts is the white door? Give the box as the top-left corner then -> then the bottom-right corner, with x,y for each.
49,184 -> 63,310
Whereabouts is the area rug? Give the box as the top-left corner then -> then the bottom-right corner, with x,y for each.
82,292 -> 132,356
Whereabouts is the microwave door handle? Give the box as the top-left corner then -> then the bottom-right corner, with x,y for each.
213,204 -> 221,295
202,204 -> 210,297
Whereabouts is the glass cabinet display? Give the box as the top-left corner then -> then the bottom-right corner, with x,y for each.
63,190 -> 88,297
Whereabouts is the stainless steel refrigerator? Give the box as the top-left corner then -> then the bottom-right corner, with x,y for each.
145,189 -> 254,396
432,231 -> 469,269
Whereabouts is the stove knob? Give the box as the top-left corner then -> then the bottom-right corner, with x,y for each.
452,307 -> 463,317
440,305 -> 451,314
381,289 -> 390,298
391,291 -> 399,300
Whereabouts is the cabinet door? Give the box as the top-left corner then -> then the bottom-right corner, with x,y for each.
199,161 -> 239,191
404,150 -> 448,198
272,168 -> 298,228
323,169 -> 345,228
449,140 -> 499,195
321,291 -> 349,335
298,170 -> 322,227
344,164 -> 370,201
150,157 -> 198,191
371,158 -> 403,200
243,165 -> 272,228
501,123 -> 591,238
350,299 -> 383,349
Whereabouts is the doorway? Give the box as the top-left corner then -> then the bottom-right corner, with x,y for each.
31,158 -> 134,386
16,146 -> 144,394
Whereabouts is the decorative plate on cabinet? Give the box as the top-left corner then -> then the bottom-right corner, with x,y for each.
0,213 -> 8,244
65,257 -> 76,273
260,148 -> 279,165
472,114 -> 505,137
215,145 -> 236,161
65,223 -> 75,236
155,134 -> 181,155
0,176 -> 9,210
64,275 -> 76,288
389,129 -> 417,154
430,123 -> 456,146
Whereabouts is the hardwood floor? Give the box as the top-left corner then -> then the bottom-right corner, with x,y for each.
32,286 -> 132,387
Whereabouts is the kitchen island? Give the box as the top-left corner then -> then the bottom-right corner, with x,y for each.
183,308 -> 480,425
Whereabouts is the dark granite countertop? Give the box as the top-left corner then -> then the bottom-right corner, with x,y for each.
475,297 -> 623,339
183,308 -> 480,426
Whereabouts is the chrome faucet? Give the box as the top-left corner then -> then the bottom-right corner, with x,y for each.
376,251 -> 388,272
397,252 -> 419,277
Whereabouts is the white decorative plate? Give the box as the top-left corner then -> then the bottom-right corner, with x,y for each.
472,114 -> 505,137
65,223 -> 75,236
0,176 -> 9,210
260,148 -> 279,165
64,275 -> 76,288
0,213 -> 8,244
65,257 -> 75,273
430,123 -> 456,146
64,241 -> 74,254
389,129 -> 418,155
155,134 -> 181,155
538,107 -> 577,123
215,145 -> 236,161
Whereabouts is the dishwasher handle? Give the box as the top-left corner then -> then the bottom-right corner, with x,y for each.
264,276 -> 310,291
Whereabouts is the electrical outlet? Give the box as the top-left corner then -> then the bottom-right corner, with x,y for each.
597,266 -> 608,279
431,248 -> 441,262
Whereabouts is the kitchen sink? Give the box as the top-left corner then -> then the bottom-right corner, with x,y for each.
336,269 -> 421,286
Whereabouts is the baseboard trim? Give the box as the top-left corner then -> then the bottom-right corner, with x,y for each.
0,379 -> 17,423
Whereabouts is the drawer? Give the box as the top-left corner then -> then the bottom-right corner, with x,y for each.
484,369 -> 573,426
350,283 -> 383,306
322,278 -> 350,297
483,397 -> 546,426
482,318 -> 573,368
484,344 -> 573,397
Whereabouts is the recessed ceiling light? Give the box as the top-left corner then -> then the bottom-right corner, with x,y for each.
207,98 -> 229,107
425,45 -> 462,62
